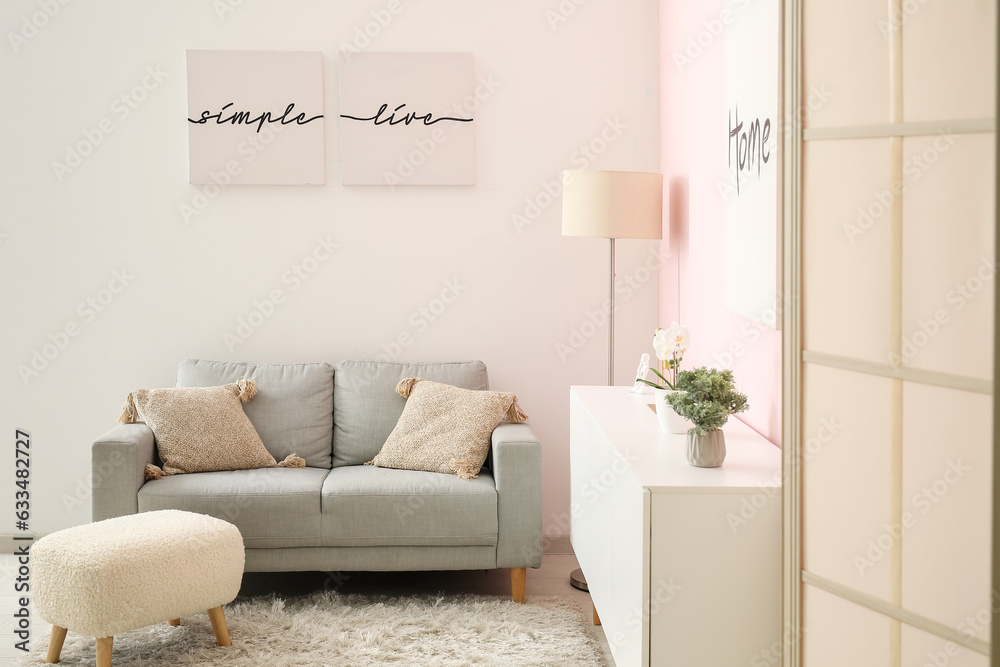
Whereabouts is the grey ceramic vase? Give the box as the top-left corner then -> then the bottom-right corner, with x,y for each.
686,429 -> 726,468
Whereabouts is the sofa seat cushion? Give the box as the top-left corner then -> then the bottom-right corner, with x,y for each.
138,467 -> 329,549
321,465 -> 498,547
332,360 -> 488,467
176,359 -> 335,468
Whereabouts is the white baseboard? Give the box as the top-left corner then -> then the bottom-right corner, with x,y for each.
543,534 -> 573,555
0,534 -> 39,556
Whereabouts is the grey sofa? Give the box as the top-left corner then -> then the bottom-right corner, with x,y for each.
91,359 -> 542,601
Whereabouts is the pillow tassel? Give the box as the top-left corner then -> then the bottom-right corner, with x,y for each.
236,378 -> 257,403
364,459 -> 376,466
506,397 -> 528,423
278,453 -> 306,468
396,377 -> 419,398
144,463 -> 166,481
117,393 -> 138,424
450,458 -> 479,480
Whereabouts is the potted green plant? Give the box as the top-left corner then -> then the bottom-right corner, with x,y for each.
635,322 -> 692,434
666,367 -> 749,468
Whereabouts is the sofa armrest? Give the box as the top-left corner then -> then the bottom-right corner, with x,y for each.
491,422 -> 543,569
92,423 -> 155,522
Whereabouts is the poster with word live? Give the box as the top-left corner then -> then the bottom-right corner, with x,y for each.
339,51 -> 476,186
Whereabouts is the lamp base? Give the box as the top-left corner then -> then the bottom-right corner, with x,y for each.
569,568 -> 588,592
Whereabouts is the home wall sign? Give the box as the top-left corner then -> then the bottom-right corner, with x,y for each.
338,51 -> 476,186
722,0 -> 779,327
186,50 -> 326,185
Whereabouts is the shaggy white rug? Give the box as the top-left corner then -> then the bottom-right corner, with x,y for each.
18,592 -> 608,666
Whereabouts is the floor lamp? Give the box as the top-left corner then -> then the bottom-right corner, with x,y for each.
561,169 -> 663,591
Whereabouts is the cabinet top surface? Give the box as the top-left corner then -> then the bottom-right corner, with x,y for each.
570,385 -> 782,492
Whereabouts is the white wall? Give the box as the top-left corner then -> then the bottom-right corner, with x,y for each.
0,0 -> 660,538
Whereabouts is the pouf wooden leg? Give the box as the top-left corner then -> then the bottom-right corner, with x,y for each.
510,567 -> 526,604
45,625 -> 67,663
168,619 -> 180,626
207,606 -> 231,647
96,637 -> 113,667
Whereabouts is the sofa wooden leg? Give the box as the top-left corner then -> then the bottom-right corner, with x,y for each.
207,606 -> 232,647
96,636 -> 113,667
45,625 -> 67,663
510,567 -> 526,604
168,618 -> 180,626
593,603 -> 601,626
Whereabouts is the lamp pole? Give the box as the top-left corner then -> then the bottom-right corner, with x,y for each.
570,238 -> 619,594
608,237 -> 615,386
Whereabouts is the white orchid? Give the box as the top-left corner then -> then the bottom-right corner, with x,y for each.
665,322 -> 690,354
652,328 -> 672,361
640,323 -> 690,391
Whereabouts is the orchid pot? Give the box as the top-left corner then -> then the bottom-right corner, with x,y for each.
652,388 -> 691,434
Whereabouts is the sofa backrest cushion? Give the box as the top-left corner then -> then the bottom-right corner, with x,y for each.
332,360 -> 488,468
176,359 -> 335,468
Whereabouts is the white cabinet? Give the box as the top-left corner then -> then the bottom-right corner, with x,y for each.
570,386 -> 782,667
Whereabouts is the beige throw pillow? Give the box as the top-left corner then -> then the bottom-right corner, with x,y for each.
117,379 -> 290,477
367,378 -> 528,479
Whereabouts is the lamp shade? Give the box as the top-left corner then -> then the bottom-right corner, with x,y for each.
561,170 -> 663,239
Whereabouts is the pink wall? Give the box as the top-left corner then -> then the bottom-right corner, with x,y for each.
658,0 -> 782,445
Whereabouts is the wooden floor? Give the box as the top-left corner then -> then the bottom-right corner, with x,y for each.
0,550 -> 614,665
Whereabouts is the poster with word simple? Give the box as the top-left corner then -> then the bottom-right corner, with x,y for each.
339,51 -> 475,186
722,0 -> 779,327
186,50 -> 325,185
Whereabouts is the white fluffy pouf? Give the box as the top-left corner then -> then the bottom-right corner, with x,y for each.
33,509 -> 244,638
